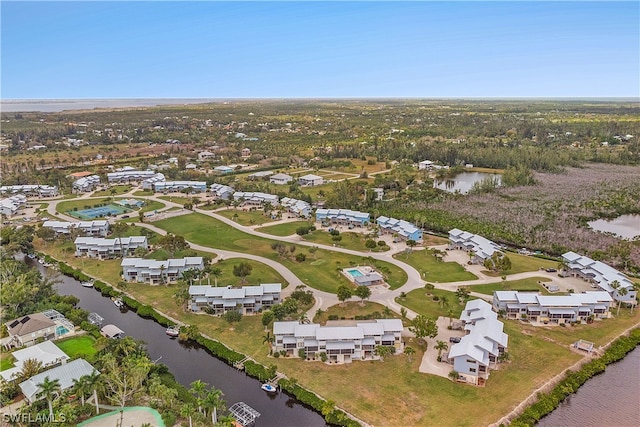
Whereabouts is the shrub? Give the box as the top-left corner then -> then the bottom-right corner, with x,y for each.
377,240 -> 386,246
223,310 -> 243,323
295,253 -> 307,262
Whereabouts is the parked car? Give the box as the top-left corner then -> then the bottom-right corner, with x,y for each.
545,268 -> 557,272
449,337 -> 461,343
122,215 -> 130,219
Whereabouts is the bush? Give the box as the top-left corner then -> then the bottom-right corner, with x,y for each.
296,226 -> 310,236
365,239 -> 377,249
295,253 -> 307,262
223,310 -> 243,323
328,314 -> 339,320
377,240 -> 386,247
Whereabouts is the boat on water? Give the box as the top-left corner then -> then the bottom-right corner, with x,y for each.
166,325 -> 180,337
80,280 -> 94,288
112,297 -> 125,309
261,384 -> 277,393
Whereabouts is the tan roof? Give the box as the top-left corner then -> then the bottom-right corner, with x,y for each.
68,171 -> 93,178
5,313 -> 56,337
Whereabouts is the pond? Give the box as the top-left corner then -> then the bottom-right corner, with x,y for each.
433,172 -> 502,194
588,214 -> 640,240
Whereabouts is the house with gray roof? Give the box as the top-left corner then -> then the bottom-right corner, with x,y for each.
376,216 -> 422,242
19,358 -> 98,404
121,257 -> 204,284
210,183 -> 234,200
43,220 -> 110,237
233,191 -> 279,207
448,299 -> 508,386
297,174 -> 324,187
493,291 -> 613,324
270,173 -> 293,185
74,236 -> 148,259
189,283 -> 282,314
73,175 -> 101,193
0,185 -> 58,198
107,169 -> 156,184
316,209 -> 370,227
0,341 -> 69,382
448,228 -> 502,264
4,313 -> 57,348
561,251 -> 637,304
0,194 -> 27,216
280,197 -> 312,218
140,172 -> 166,190
273,319 -> 403,364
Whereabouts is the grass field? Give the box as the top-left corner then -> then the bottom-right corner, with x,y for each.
153,213 -> 407,293
92,185 -> 132,196
396,287 -> 466,319
256,220 -> 313,236
313,301 -> 404,325
216,208 -> 276,226
0,355 -> 15,371
394,250 -> 478,282
57,197 -> 115,213
55,335 -> 98,360
485,252 -> 560,276
471,277 -> 555,295
303,230 -> 390,253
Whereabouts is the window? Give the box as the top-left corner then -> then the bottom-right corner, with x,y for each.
466,359 -> 476,364
469,368 -> 476,373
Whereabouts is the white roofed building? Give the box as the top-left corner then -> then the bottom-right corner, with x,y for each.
0,185 -> 58,198
561,251 -> 637,304
233,191 -> 279,207
107,169 -> 156,184
448,228 -> 502,264
75,236 -> 148,259
270,173 -> 293,185
121,257 -> 204,284
210,183 -> 234,200
376,216 -> 423,242
0,341 -> 70,382
141,173 -> 166,190
448,300 -> 508,386
19,359 -> 98,404
316,209 -> 370,227
43,220 -> 110,237
73,175 -> 101,193
298,174 -> 324,187
273,319 -> 403,364
280,197 -> 312,218
0,194 -> 28,216
189,283 -> 282,314
153,180 -> 207,193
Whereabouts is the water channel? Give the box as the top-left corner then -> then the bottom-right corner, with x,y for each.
537,346 -> 640,427
32,261 -> 327,427
588,214 -> 640,240
433,172 -> 502,194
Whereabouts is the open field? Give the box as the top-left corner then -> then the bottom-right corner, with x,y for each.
256,220 -> 313,236
485,252 -> 559,276
396,287 -> 466,319
303,230 -> 390,253
394,250 -> 477,282
471,277 -> 555,295
0,356 -> 14,371
313,301 -> 404,325
216,208 -> 276,226
92,185 -> 131,196
153,213 -> 408,293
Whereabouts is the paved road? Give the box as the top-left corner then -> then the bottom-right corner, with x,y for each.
40,193 -> 572,319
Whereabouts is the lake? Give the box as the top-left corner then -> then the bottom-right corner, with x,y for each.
433,172 -> 502,194
588,214 -> 640,240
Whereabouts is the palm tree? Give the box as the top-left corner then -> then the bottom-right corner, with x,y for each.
404,346 -> 415,362
617,287 -> 628,316
438,295 -> 450,310
38,376 -> 61,418
435,340 -> 448,359
72,376 -> 89,406
83,371 -> 101,414
447,309 -> 454,327
180,402 -> 195,427
204,388 -> 224,424
189,379 -> 208,414
18,358 -> 43,382
298,313 -> 309,324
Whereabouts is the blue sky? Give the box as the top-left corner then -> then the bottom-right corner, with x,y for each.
2,1 -> 639,99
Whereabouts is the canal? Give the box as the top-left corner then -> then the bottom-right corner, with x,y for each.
33,261 -> 327,427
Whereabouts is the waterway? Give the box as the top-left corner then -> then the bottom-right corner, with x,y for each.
537,346 -> 640,427
588,214 -> 640,240
433,172 -> 502,194
31,261 -> 326,427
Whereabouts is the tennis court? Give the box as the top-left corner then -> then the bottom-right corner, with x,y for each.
68,204 -> 131,220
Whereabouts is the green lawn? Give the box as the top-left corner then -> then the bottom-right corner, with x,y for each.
486,252 -> 560,276
256,220 -> 313,237
394,250 -> 478,282
56,197 -> 116,214
158,196 -> 193,205
132,190 -> 154,196
303,230 -> 390,253
313,301 -> 404,325
0,355 -> 15,371
471,277 -> 555,295
55,335 -> 98,360
154,213 -> 407,293
216,208 -> 276,226
396,287 -> 466,319
92,185 -> 132,196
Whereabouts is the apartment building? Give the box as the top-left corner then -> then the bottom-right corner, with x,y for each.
74,236 -> 148,259
189,283 -> 282,314
121,257 -> 204,284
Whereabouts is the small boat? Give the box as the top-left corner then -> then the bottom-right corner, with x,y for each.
166,325 -> 180,337
261,384 -> 276,393
80,280 -> 94,288
112,297 -> 125,309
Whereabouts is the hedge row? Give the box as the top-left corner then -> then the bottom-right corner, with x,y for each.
510,328 -> 640,427
194,334 -> 245,365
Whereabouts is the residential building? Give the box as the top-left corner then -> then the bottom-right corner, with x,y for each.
153,181 -> 207,193
19,359 -> 98,404
189,283 -> 282,314
448,300 -> 508,386
214,165 -> 235,174
0,185 -> 58,198
0,341 -> 69,382
141,173 -> 166,190
448,228 -> 501,264
4,313 -> 57,348
43,220 -> 110,237
493,291 -> 612,324
376,216 -> 423,242
372,188 -> 384,201
280,197 -> 312,218
0,194 -> 27,216
74,236 -> 148,259
418,160 -> 435,170
561,252 -> 637,304
247,171 -> 273,180
121,257 -> 204,284
73,175 -> 101,192
297,174 -> 324,186
316,209 -> 370,227
241,147 -> 251,157
107,169 -> 156,184
210,183 -> 234,200
198,150 -> 217,161
270,173 -> 293,185
233,191 -> 279,207
273,319 -> 404,364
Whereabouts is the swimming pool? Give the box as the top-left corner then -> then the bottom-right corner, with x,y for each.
347,269 -> 364,278
56,326 -> 70,336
